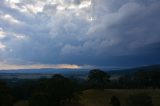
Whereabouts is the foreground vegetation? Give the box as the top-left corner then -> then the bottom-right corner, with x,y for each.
0,69 -> 160,106
80,89 -> 160,106
13,89 -> 160,106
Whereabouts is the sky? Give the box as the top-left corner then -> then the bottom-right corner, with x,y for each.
0,0 -> 160,70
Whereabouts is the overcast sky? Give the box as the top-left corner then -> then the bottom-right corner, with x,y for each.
0,0 -> 160,70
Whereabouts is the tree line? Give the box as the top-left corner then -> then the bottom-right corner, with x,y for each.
0,69 -> 159,106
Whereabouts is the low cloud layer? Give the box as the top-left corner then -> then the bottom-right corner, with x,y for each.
0,0 -> 160,69
0,63 -> 81,70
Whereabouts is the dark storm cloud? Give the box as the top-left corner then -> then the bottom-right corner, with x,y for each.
0,0 -> 160,68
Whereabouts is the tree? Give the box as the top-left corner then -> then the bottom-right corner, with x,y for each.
29,92 -> 50,106
0,80 -> 14,106
12,80 -> 37,100
29,74 -> 79,106
110,96 -> 121,106
118,75 -> 133,89
126,93 -> 153,106
88,69 -> 110,89
134,70 -> 160,88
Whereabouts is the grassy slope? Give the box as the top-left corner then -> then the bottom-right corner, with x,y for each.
14,89 -> 160,106
80,89 -> 160,106
14,101 -> 28,106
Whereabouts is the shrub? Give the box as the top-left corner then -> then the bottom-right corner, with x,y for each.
126,93 -> 153,106
110,96 -> 121,106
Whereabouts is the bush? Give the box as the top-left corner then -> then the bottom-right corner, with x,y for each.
126,93 -> 153,106
110,96 -> 121,106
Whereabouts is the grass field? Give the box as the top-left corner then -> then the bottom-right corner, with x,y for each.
14,89 -> 160,106
79,89 -> 160,106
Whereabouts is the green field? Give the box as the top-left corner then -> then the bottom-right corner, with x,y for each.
79,89 -> 160,106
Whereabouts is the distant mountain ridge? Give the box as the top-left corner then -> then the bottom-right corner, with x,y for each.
108,64 -> 160,76
0,64 -> 159,79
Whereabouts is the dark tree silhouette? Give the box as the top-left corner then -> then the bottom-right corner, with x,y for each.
12,80 -> 37,100
88,69 -> 110,89
134,70 -> 160,88
0,80 -> 13,106
29,92 -> 50,106
117,69 -> 160,89
29,74 -> 79,106
110,96 -> 121,106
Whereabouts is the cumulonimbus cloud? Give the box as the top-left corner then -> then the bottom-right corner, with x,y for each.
0,0 -> 160,67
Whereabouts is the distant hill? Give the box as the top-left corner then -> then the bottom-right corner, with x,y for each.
0,69 -> 89,79
108,64 -> 160,76
0,64 -> 160,79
